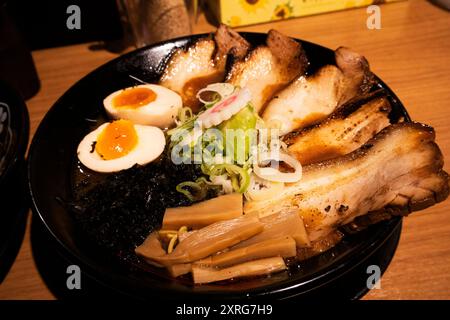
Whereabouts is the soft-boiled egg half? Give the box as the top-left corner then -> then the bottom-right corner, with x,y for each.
103,84 -> 182,129
77,119 -> 165,173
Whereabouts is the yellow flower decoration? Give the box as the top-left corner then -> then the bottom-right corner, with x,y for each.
239,0 -> 268,14
272,3 -> 294,20
228,16 -> 242,27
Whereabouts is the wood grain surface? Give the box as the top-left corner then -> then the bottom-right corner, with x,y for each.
1,0 -> 449,300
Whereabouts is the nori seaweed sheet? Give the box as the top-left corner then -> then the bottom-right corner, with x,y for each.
70,156 -> 210,261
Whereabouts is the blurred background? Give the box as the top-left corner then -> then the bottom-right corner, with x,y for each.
2,0 -> 419,100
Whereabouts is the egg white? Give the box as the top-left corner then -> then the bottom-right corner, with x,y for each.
77,122 -> 166,173
104,84 -> 182,129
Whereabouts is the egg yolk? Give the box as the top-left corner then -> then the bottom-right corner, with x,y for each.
113,87 -> 157,109
95,120 -> 138,160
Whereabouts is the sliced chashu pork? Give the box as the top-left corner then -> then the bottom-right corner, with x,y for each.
285,92 -> 392,165
226,29 -> 308,113
159,24 -> 250,112
263,47 -> 374,135
245,122 -> 449,241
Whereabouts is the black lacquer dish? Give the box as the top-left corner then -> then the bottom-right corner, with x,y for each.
28,33 -> 410,300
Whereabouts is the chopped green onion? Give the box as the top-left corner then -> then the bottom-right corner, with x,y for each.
176,181 -> 204,202
208,163 -> 250,193
177,106 -> 193,124
176,177 -> 221,201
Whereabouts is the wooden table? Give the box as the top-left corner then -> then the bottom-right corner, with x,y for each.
1,0 -> 449,300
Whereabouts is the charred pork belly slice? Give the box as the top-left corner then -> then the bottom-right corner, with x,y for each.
285,93 -> 392,165
334,46 -> 374,105
226,29 -> 308,113
296,230 -> 344,261
262,47 -> 374,135
214,24 -> 250,61
244,123 -> 449,241
159,24 -> 250,112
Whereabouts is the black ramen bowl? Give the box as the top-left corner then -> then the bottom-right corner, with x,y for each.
28,33 -> 409,300
0,80 -> 29,281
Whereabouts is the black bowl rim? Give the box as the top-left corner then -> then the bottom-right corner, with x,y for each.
0,79 -> 29,187
28,32 -> 409,299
